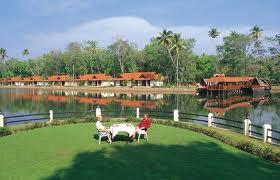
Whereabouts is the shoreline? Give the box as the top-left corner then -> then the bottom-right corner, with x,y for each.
1,85 -> 280,94
0,86 -> 196,94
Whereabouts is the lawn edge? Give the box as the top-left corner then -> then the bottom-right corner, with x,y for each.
1,117 -> 280,163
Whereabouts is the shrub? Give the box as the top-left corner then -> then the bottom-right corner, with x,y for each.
0,127 -> 12,137
125,116 -> 137,122
152,120 -> 280,163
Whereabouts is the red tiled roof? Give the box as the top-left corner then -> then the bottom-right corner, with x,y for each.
1,72 -> 161,83
45,75 -> 71,82
75,74 -> 112,81
207,76 -> 251,83
29,76 -> 44,82
0,78 -> 5,82
115,72 -> 160,81
6,77 -> 23,82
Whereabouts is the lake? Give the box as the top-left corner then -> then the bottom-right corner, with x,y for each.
0,88 -> 280,131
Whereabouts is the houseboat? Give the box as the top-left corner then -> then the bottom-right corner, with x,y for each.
196,74 -> 271,95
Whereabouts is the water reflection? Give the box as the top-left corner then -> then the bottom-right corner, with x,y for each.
0,88 -> 279,130
202,95 -> 273,117
1,89 -> 165,111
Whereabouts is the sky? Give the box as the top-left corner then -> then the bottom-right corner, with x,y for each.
0,0 -> 279,58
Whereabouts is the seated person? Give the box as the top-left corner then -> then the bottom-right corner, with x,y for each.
96,116 -> 110,132
96,116 -> 112,142
132,113 -> 151,139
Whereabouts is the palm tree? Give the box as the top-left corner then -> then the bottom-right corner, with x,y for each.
156,29 -> 177,68
22,48 -> 29,57
0,48 -> 8,68
250,25 -> 263,41
22,48 -> 35,75
230,31 -> 240,37
208,28 -> 220,39
170,33 -> 186,86
157,29 -> 173,46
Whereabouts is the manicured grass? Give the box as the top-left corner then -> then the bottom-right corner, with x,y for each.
0,123 -> 279,180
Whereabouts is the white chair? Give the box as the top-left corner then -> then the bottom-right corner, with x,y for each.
97,129 -> 112,145
137,128 -> 148,142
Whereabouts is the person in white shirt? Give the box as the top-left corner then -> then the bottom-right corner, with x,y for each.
96,116 -> 112,141
96,116 -> 106,130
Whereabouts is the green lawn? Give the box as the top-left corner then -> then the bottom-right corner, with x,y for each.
0,123 -> 279,180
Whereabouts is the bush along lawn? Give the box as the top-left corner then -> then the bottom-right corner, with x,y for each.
1,117 -> 280,163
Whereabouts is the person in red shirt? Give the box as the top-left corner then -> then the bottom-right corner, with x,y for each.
132,113 -> 151,139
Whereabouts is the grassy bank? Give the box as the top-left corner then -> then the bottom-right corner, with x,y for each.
1,85 -> 280,94
0,85 -> 196,94
0,119 -> 279,179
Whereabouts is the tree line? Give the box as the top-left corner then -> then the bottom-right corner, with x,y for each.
1,26 -> 280,85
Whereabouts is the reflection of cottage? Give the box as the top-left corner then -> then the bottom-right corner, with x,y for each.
203,95 -> 272,117
75,74 -> 114,86
114,72 -> 163,87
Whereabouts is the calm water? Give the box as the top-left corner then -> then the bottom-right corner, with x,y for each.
0,88 -> 280,131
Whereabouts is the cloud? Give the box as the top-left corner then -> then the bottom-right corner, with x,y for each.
24,16 -> 278,57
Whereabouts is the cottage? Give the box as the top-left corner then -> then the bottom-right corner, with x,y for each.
114,72 -> 163,87
45,75 -> 76,86
0,72 -> 164,87
250,78 -> 271,93
75,74 -> 114,86
0,78 -> 5,86
28,76 -> 47,86
6,77 -> 24,86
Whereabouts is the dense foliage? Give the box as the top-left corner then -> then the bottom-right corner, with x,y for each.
1,26 -> 280,84
0,127 -> 12,137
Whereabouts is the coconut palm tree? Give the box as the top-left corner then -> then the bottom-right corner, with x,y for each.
0,48 -> 8,68
157,29 -> 173,46
208,28 -> 220,39
156,29 -> 177,68
230,31 -> 240,37
250,25 -> 263,41
22,48 -> 35,75
0,48 -> 8,61
22,48 -> 29,57
170,33 -> 186,86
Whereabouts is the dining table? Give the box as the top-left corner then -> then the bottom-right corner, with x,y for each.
109,123 -> 135,139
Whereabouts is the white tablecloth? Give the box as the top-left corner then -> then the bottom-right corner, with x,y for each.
110,123 -> 135,139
